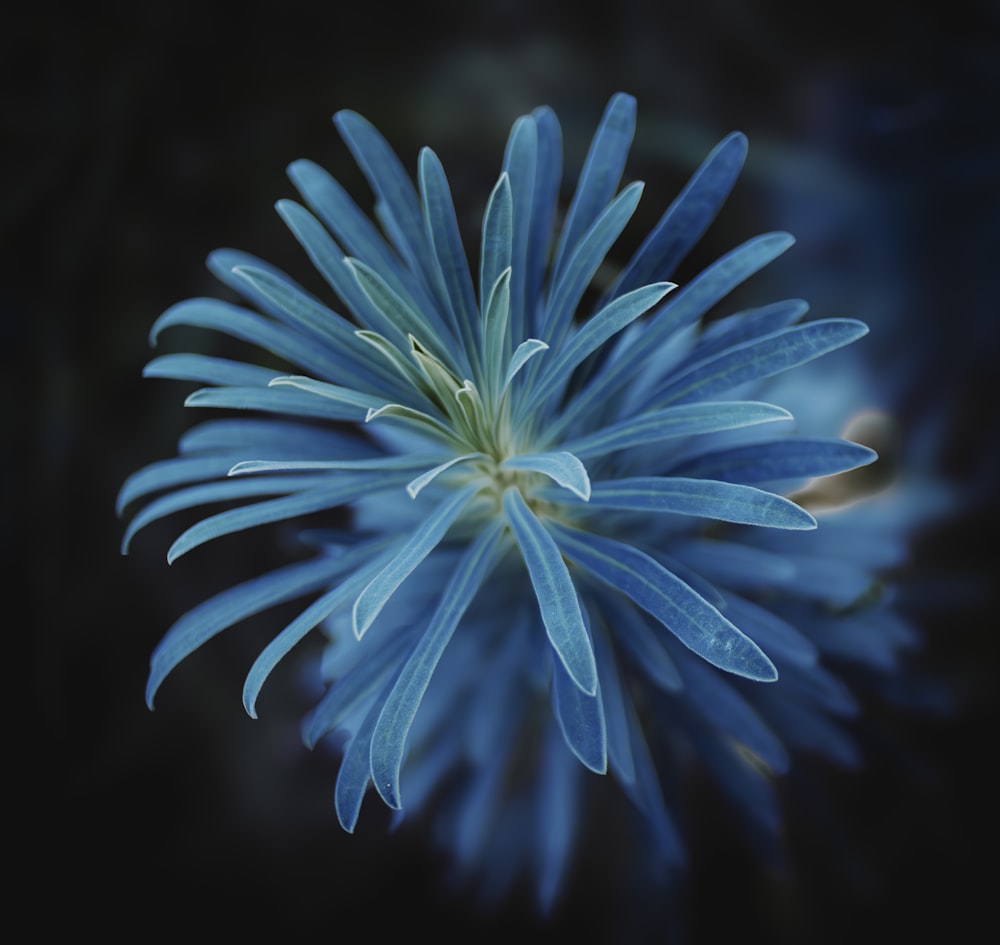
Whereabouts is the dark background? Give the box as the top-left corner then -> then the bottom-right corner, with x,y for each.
13,1 -> 999,942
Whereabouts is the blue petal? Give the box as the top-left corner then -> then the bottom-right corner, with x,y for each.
606,130 -> 748,300
502,487 -> 598,695
146,555 -> 340,708
552,524 -> 778,682
585,476 -> 817,529
369,520 -> 506,808
500,450 -> 591,500
352,483 -> 480,638
559,400 -> 793,460
550,643 -> 607,774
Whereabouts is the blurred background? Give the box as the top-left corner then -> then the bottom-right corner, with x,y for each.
13,1 -> 999,941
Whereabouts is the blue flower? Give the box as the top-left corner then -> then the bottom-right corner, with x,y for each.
119,93 -> 910,911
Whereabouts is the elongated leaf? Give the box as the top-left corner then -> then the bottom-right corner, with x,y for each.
335,697 -> 385,832
419,147 -> 480,356
302,628 -> 415,748
552,524 -> 777,681
551,92 -> 636,286
502,488 -> 597,694
530,282 -> 675,408
481,267 -> 512,402
334,109 -> 435,280
504,339 -> 548,390
229,264 -> 397,391
479,173 -> 513,315
550,640 -> 607,773
143,354 -> 280,388
524,106 -> 563,324
178,418 -> 373,459
229,453 -> 446,477
585,476 -> 816,529
723,593 -> 818,667
117,455 -> 239,516
652,318 -> 870,407
500,451 -> 591,500
668,437 -> 878,485
501,114 -> 538,343
370,520 -> 506,808
168,474 -> 412,563
541,181 -> 645,344
406,453 -> 485,498
560,400 -> 792,460
348,257 -> 462,375
553,232 -> 796,434
667,538 -> 796,591
146,555 -> 339,708
607,131 -> 748,300
591,624 -> 635,783
150,298 -> 360,385
243,542 -> 397,717
286,158 -> 407,283
183,385 -> 366,422
352,483 -> 480,638
122,474 -> 333,552
267,375 -> 386,412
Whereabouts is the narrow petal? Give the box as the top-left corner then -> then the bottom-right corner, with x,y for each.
352,483 -> 480,638
585,477 -> 817,530
500,451 -> 591,501
370,520 -> 506,808
502,488 -> 597,694
552,524 -> 777,682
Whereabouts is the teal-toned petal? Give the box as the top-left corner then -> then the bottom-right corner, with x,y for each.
552,524 -> 778,682
585,476 -> 817,529
550,643 -> 607,774
406,453 -> 485,498
370,520 -> 506,808
333,109 -> 435,282
591,624 -> 636,784
503,338 -> 548,391
242,542 -> 397,717
167,474 -> 412,564
606,131 -> 748,300
502,488 -> 597,694
479,173 -> 513,316
352,483 -> 481,638
652,318 -> 870,407
669,437 -> 878,485
302,628 -> 415,748
524,105 -> 563,322
551,92 -> 636,287
347,257 -> 463,374
553,232 -> 796,433
541,180 -> 646,345
530,281 -> 676,410
183,385 -> 367,422
177,418 -> 374,458
593,590 -> 683,692
267,375 -> 386,412
334,699 -> 384,832
146,555 -> 339,708
143,354 -> 280,388
678,298 -> 809,367
117,455 -> 237,516
122,475 -> 332,552
500,450 -> 591,501
228,453 -> 447,477
500,114 -> 538,343
150,298 -> 358,387
418,147 -> 480,357
560,401 -> 793,460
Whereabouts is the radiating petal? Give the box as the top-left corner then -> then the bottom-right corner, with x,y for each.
502,488 -> 597,694
552,524 -> 777,681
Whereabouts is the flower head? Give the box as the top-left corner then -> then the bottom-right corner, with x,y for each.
120,93 -> 907,910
